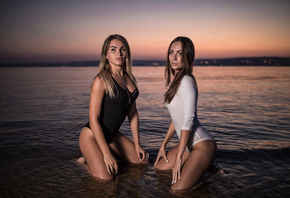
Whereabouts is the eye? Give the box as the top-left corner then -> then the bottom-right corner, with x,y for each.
121,48 -> 126,52
169,51 -> 173,55
110,48 -> 116,52
178,52 -> 182,55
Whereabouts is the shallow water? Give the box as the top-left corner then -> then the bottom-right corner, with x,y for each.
0,66 -> 289,197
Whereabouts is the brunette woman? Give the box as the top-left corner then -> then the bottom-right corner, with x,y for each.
154,36 -> 217,193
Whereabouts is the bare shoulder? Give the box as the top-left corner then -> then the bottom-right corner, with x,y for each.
91,75 -> 106,93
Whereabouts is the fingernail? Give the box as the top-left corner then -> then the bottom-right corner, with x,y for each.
166,160 -> 168,163
171,181 -> 173,184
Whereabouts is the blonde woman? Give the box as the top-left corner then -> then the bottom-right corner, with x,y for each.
154,36 -> 217,193
78,34 -> 148,181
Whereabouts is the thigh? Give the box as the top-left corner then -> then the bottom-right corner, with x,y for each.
155,145 -> 190,171
79,127 -> 113,180
109,131 -> 146,164
171,140 -> 216,191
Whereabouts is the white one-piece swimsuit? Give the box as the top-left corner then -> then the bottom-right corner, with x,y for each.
166,74 -> 215,153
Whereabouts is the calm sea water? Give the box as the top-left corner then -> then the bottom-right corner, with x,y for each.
0,66 -> 289,197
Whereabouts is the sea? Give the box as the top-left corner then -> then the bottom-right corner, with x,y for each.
0,66 -> 289,198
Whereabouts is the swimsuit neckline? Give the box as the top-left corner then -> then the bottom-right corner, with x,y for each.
111,76 -> 138,97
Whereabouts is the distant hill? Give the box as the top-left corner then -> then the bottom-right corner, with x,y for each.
0,57 -> 289,67
195,57 -> 290,66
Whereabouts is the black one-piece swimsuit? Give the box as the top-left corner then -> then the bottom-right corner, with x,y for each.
84,77 -> 139,143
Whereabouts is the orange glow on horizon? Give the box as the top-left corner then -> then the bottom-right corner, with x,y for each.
0,1 -> 289,63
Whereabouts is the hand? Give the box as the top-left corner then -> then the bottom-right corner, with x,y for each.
154,146 -> 169,167
172,156 -> 182,184
103,153 -> 118,174
135,144 -> 149,162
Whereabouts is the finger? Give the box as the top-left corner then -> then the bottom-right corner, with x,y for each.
111,164 -> 116,174
137,151 -> 141,161
172,169 -> 175,184
142,151 -> 148,161
110,164 -> 115,174
146,152 -> 149,161
139,152 -> 145,161
142,152 -> 149,162
164,154 -> 169,163
154,154 -> 161,166
172,169 -> 176,184
114,162 -> 118,174
106,164 -> 111,174
178,168 -> 181,180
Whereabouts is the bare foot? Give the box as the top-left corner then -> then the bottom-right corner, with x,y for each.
76,157 -> 92,174
77,157 -> 86,165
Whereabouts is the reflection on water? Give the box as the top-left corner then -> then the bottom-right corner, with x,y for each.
0,66 -> 289,197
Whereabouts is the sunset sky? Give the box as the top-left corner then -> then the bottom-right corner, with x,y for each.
0,0 -> 289,63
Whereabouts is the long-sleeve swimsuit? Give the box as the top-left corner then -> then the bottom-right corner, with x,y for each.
166,74 -> 215,153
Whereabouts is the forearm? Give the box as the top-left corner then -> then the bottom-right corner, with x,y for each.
128,102 -> 141,146
90,120 -> 111,155
176,130 -> 191,158
161,121 -> 175,148
129,111 -> 140,146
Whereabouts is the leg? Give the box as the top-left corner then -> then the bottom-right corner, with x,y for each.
78,127 -> 114,181
109,131 -> 148,164
154,145 -> 190,171
171,140 -> 217,193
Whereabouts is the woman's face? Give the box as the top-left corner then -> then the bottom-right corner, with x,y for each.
169,41 -> 183,72
106,39 -> 127,67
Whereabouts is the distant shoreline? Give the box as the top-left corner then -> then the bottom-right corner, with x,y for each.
0,57 -> 289,67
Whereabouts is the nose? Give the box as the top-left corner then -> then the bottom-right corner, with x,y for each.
118,49 -> 123,56
172,53 -> 177,60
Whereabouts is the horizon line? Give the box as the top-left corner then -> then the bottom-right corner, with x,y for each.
1,56 -> 289,65
0,57 -> 289,67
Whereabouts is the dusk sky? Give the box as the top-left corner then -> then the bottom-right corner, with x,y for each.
0,0 -> 289,63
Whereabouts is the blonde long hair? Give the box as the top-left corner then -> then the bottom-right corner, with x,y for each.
164,36 -> 197,103
96,34 -> 134,98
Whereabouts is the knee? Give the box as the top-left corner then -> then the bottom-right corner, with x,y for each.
130,158 -> 149,165
171,183 -> 188,193
154,158 -> 172,171
91,172 -> 114,182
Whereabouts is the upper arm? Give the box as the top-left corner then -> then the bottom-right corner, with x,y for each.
127,101 -> 138,121
89,76 -> 106,123
180,76 -> 197,131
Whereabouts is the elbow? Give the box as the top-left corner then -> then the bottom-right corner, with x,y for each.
128,111 -> 138,121
89,116 -> 100,126
181,118 -> 195,131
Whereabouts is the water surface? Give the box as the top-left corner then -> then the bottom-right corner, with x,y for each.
0,66 -> 289,197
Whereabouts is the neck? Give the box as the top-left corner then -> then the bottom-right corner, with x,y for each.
112,70 -> 124,78
111,66 -> 124,76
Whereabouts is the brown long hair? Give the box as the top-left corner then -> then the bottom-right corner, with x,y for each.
96,34 -> 134,98
164,36 -> 197,103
